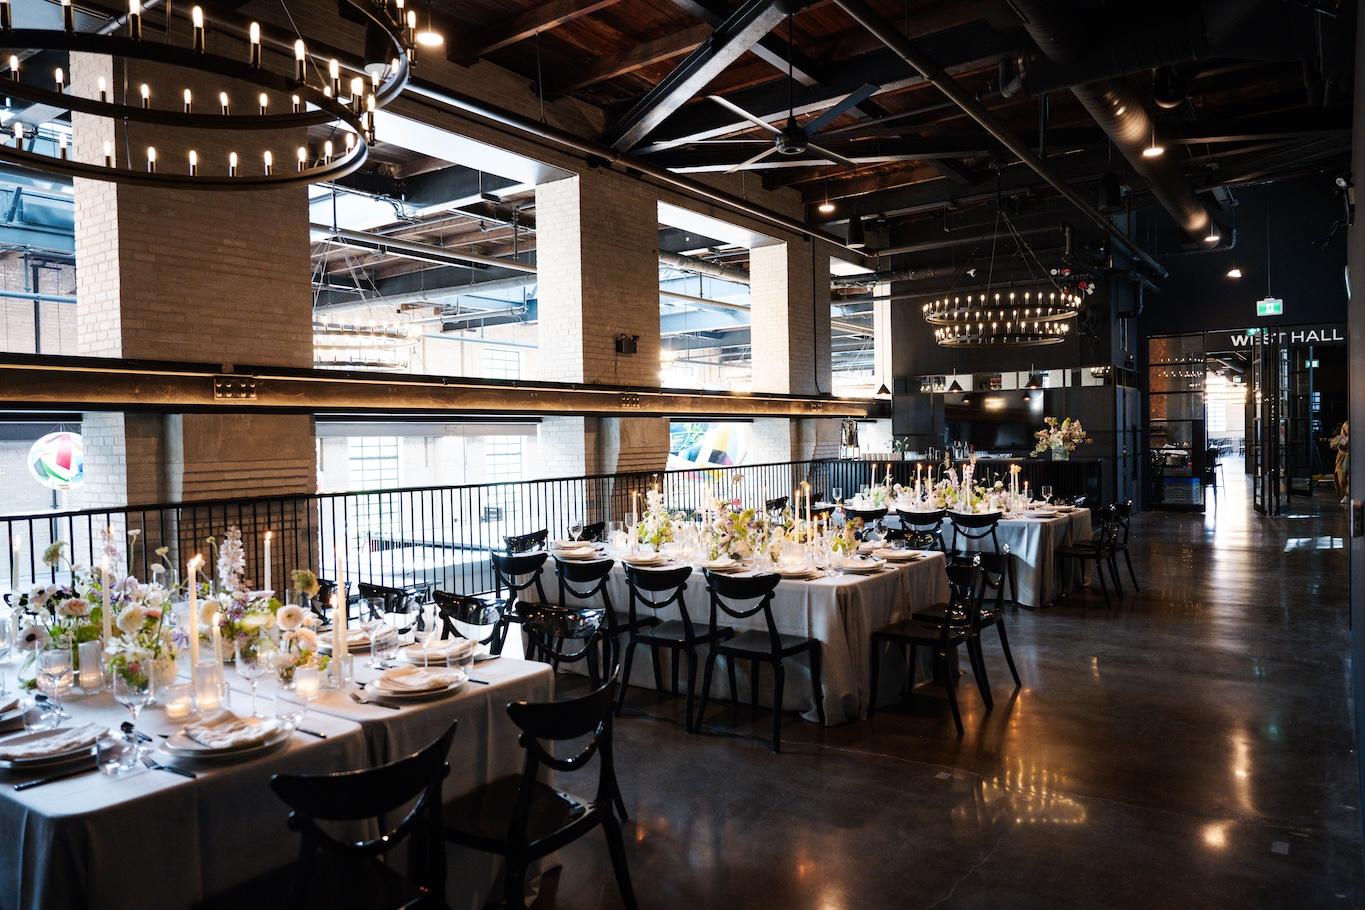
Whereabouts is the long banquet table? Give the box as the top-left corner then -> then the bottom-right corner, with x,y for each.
943,508 -> 1094,608
556,553 -> 949,725
0,655 -> 554,910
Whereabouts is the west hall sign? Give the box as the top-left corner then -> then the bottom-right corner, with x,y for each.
1206,324 -> 1346,351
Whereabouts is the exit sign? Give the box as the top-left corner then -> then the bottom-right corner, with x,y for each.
1257,297 -> 1284,317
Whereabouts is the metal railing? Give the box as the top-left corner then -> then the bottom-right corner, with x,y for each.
0,456 -> 1100,601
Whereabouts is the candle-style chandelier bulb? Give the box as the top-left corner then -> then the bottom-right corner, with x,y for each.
191,6 -> 205,52
248,22 -> 262,68
328,59 -> 340,95
139,83 -> 150,109
344,131 -> 355,151
103,140 -> 113,167
323,139 -> 333,162
263,149 -> 272,175
146,146 -> 156,173
97,75 -> 107,102
296,145 -> 307,172
258,92 -> 268,115
58,131 -> 67,159
183,88 -> 192,112
219,91 -> 229,115
129,0 -> 142,39
228,151 -> 238,176
54,67 -> 64,92
188,149 -> 198,175
294,39 -> 306,82
11,122 -> 21,146
7,54 -> 17,81
291,93 -> 301,113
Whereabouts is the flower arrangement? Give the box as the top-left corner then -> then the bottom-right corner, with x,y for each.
203,527 -> 280,656
706,504 -> 758,560
18,541 -> 103,652
1032,416 -> 1092,457
272,602 -> 326,685
291,568 -> 321,600
830,521 -> 860,555
635,488 -> 680,548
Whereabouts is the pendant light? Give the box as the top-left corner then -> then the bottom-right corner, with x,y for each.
415,2 -> 444,47
846,214 -> 866,249
1142,124 -> 1165,158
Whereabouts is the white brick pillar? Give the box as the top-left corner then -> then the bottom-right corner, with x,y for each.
533,171 -> 668,480
69,52 -> 316,512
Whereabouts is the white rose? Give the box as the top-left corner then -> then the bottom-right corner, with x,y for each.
240,613 -> 269,633
117,605 -> 148,635
293,628 -> 318,653
276,604 -> 305,631
199,599 -> 221,626
57,598 -> 91,619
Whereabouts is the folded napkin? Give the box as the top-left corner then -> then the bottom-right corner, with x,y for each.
183,710 -> 281,750
874,548 -> 918,561
857,541 -> 880,554
376,665 -> 461,693
0,722 -> 103,761
400,636 -> 476,663
0,695 -> 18,715
622,553 -> 664,565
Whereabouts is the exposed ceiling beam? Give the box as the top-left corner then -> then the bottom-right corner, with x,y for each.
607,0 -> 793,152
451,0 -> 624,65
649,136 -> 996,172
635,24 -> 1021,153
546,24 -> 714,97
668,0 -> 826,85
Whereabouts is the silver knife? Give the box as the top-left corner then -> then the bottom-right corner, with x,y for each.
14,764 -> 98,791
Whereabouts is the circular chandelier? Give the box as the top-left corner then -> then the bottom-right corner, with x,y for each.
0,0 -> 420,189
923,287 -> 1083,347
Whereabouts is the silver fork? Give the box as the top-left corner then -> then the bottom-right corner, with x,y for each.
349,691 -> 399,710
142,755 -> 196,779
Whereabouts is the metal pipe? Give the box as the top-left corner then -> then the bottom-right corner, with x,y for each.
0,288 -> 75,305
658,251 -> 751,284
311,223 -> 538,273
832,0 -> 1168,278
660,289 -> 871,336
876,225 -> 1058,257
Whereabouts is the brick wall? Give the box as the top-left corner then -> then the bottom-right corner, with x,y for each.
750,241 -> 832,397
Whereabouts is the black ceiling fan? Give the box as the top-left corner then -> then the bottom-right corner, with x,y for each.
702,11 -> 877,174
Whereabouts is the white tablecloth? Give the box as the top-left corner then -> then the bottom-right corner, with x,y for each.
0,686 -> 367,910
0,656 -> 554,910
556,555 -> 949,724
945,509 -> 1093,607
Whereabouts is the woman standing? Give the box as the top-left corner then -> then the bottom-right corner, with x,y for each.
1331,420 -> 1350,503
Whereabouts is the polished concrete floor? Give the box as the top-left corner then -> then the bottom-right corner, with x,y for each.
545,476 -> 1363,909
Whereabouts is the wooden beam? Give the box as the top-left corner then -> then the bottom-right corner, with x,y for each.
452,0 -> 624,65
546,23 -> 713,96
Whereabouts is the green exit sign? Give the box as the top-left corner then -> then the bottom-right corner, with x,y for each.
1257,297 -> 1283,317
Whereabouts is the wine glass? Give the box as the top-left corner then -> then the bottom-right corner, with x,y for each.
236,637 -> 276,717
37,645 -> 72,719
1041,485 -> 1054,504
412,600 -> 440,667
112,671 -> 151,763
831,486 -> 843,505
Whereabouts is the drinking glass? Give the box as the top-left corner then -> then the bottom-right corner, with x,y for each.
412,603 -> 441,668
37,645 -> 72,718
0,618 -> 10,696
274,689 -> 307,729
236,637 -> 276,717
22,694 -> 61,732
113,671 -> 151,762
97,731 -> 135,775
831,487 -> 843,504
372,622 -> 401,668
1041,485 -> 1054,504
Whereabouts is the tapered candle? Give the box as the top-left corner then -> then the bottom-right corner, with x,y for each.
187,554 -> 203,666
210,610 -> 223,664
100,557 -> 113,642
263,530 -> 272,593
334,545 -> 348,666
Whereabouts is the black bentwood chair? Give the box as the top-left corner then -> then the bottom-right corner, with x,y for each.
554,554 -> 635,674
431,590 -> 503,650
844,506 -> 889,537
485,550 -> 550,656
695,571 -> 826,752
444,681 -> 637,910
271,723 -> 457,910
765,496 -> 790,513
504,529 -> 549,554
357,581 -> 433,635
570,521 -> 607,543
1056,504 -> 1125,608
946,511 -> 1019,607
868,562 -> 986,735
516,601 -> 612,687
897,509 -> 948,552
617,564 -> 735,733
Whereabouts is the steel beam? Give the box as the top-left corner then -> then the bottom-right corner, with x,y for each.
0,354 -> 875,419
451,0 -> 624,65
607,0 -> 793,152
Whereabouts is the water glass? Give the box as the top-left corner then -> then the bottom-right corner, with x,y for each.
37,646 -> 72,716
371,627 -> 400,668
22,695 -> 61,732
113,671 -> 152,759
273,689 -> 308,729
97,731 -> 135,775
0,618 -> 10,695
1041,485 -> 1054,504
831,487 -> 843,504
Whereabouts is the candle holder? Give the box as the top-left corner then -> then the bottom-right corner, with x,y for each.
76,640 -> 106,693
161,681 -> 195,721
193,659 -> 225,713
321,653 -> 352,690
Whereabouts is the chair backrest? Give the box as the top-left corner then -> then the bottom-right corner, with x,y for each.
504,680 -> 619,843
947,511 -> 1003,557
516,601 -> 607,663
490,550 -> 549,602
765,496 -> 789,513
504,529 -> 548,553
432,590 -> 501,644
703,570 -> 782,650
845,507 -> 888,525
271,722 -> 457,903
555,556 -> 616,606
1115,500 -> 1134,543
944,560 -> 987,629
1071,496 -> 1088,508
570,521 -> 606,542
898,508 -> 946,531
624,564 -> 694,637
358,581 -> 426,631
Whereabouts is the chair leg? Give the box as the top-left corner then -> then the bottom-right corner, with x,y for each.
696,651 -> 718,731
750,658 -> 761,708
615,638 -> 638,716
1123,549 -> 1140,592
967,637 -> 993,710
601,813 -> 639,910
503,857 -> 529,910
1096,558 -> 1111,608
1007,556 -> 1019,605
942,649 -> 964,736
770,663 -> 786,753
810,644 -> 826,727
726,654 -> 738,706
671,647 -> 681,695
683,647 -> 699,734
650,644 -> 663,693
867,636 -> 882,718
996,620 -> 1022,688
1107,554 -> 1123,596
586,637 -> 601,688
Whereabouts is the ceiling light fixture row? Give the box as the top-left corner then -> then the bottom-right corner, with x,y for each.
0,0 -> 426,189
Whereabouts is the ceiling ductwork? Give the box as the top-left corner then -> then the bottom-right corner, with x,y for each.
1005,0 -> 1228,244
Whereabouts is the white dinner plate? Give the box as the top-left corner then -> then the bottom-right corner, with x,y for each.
163,721 -> 291,759
774,564 -> 820,579
699,559 -> 742,573
0,727 -> 103,767
621,553 -> 666,567
1054,506 -> 1078,513
834,556 -> 886,574
874,549 -> 924,562
362,676 -> 466,703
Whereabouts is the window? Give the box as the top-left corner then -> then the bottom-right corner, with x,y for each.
485,436 -> 523,483
483,348 -> 520,380
1207,400 -> 1227,435
347,436 -> 400,490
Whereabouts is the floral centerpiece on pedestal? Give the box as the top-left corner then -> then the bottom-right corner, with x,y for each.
634,488 -> 681,549
1032,416 -> 1092,460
